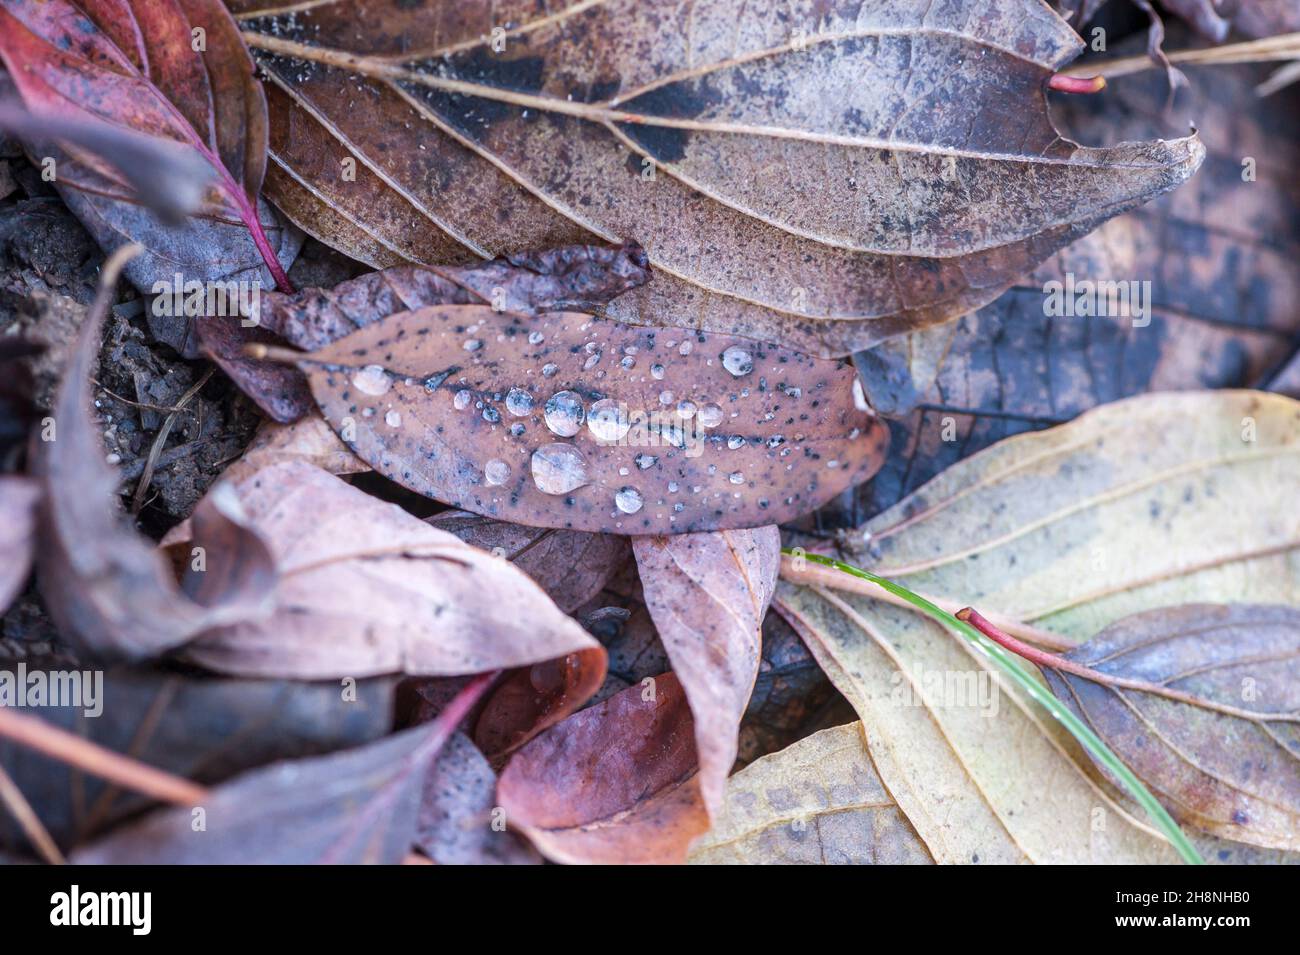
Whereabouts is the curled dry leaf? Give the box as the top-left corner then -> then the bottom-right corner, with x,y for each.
632,526 -> 780,817
1161,0 -> 1300,41
202,242 -> 650,422
175,460 -> 602,680
689,723 -> 932,865
0,665 -> 396,852
33,250 -> 276,659
219,413 -> 368,486
271,304 -> 886,534
235,0 -> 1202,356
428,509 -> 629,614
0,0 -> 299,326
416,732 -> 540,865
71,722 -> 439,864
496,672 -> 708,865
779,390 -> 1300,863
1041,603 -> 1300,851
0,476 -> 39,614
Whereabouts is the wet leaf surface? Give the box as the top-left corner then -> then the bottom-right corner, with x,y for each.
496,672 -> 708,864
0,476 -> 38,614
780,391 -> 1300,862
0,665 -> 396,853
284,304 -> 886,534
174,460 -> 601,679
1042,603 -> 1300,850
632,527 -> 780,816
689,723 -> 932,865
202,241 -> 650,421
235,0 -> 1200,356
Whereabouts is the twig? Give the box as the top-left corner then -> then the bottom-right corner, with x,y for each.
956,607 -> 1300,724
779,554 -> 1076,651
130,367 -> 214,514
0,762 -> 66,864
1063,32 -> 1300,81
0,706 -> 208,807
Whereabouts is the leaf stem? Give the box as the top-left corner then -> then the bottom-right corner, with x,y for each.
781,549 -> 1205,865
956,606 -> 1297,723
1048,73 -> 1106,94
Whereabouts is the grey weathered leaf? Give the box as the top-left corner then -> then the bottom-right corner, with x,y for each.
0,475 -> 38,614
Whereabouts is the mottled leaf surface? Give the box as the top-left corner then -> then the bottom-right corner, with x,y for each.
633,527 -> 780,816
285,304 -> 886,534
689,723 -> 932,865
1043,603 -> 1300,850
781,391 -> 1300,862
234,0 -> 1200,356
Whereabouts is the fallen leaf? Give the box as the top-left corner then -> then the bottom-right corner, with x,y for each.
470,650 -> 607,763
496,672 -> 708,864
0,0 -> 299,327
689,723 -> 933,865
632,527 -> 780,816
415,731 -> 540,865
70,721 -> 439,864
219,413 -> 368,486
1161,0 -> 1300,40
175,460 -> 603,679
274,304 -> 886,534
0,476 -> 39,614
427,510 -> 629,614
202,241 -> 650,422
235,0 -> 1202,356
780,391 -> 1300,863
1040,603 -> 1300,850
32,250 -> 276,659
0,665 -> 397,852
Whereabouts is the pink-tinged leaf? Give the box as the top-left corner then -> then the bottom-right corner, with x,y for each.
0,475 -> 39,614
633,527 -> 781,817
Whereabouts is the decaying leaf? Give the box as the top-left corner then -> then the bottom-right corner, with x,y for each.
633,527 -> 780,816
174,460 -> 603,680
428,509 -> 629,614
219,413 -> 368,486
1040,603 -> 1300,850
203,241 -> 650,422
1161,0 -> 1300,41
0,476 -> 39,614
270,304 -> 886,534
415,731 -> 540,865
780,391 -> 1300,863
0,665 -> 397,853
0,0 -> 299,324
32,252 -> 276,659
234,0 -> 1202,356
689,723 -> 932,865
71,722 -> 438,864
496,672 -> 708,864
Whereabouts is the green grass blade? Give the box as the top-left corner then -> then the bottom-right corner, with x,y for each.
786,549 -> 1205,865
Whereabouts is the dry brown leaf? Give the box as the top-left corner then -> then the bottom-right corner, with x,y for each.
33,250 -> 276,659
234,0 -> 1202,356
173,460 -> 603,679
427,509 -> 629,614
0,475 -> 39,614
780,391 -> 1300,863
270,303 -> 885,534
1041,603 -> 1300,850
496,672 -> 708,864
689,723 -> 933,865
220,414 -> 369,486
632,527 -> 780,817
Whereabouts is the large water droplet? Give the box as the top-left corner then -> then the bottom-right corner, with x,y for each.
676,400 -> 697,419
463,339 -> 483,352
698,403 -> 724,428
614,486 -> 644,514
544,390 -> 585,437
727,435 -> 745,450
453,389 -> 472,410
352,364 -> 390,396
651,363 -> 666,380
588,398 -> 631,442
531,444 -> 589,495
722,346 -> 753,377
484,459 -> 510,486
506,388 -> 534,417
528,331 -> 545,345
542,363 -> 559,378
729,471 -> 744,485
384,410 -> 401,428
